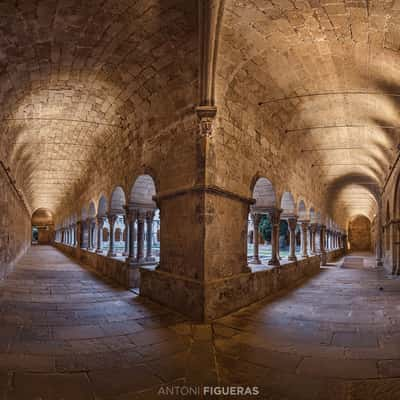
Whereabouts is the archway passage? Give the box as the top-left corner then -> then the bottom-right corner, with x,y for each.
348,215 -> 371,252
31,208 -> 54,245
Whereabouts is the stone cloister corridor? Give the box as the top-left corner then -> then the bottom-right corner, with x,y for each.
3,0 -> 400,398
0,247 -> 399,399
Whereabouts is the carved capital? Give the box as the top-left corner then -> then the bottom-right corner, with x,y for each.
287,217 -> 298,231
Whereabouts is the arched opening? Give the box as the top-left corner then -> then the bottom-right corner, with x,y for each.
31,208 -> 54,245
249,177 -> 280,265
385,201 -> 391,252
107,186 -> 127,258
280,191 -> 297,259
348,215 -> 372,252
128,175 -> 159,265
96,195 -> 109,254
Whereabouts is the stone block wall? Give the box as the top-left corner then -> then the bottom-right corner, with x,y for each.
0,165 -> 31,279
141,255 -> 321,321
54,243 -> 137,288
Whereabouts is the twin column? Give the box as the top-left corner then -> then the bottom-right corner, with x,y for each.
126,208 -> 156,264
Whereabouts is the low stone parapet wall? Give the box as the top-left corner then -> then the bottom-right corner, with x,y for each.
326,249 -> 345,263
141,255 -> 321,322
54,243 -> 139,288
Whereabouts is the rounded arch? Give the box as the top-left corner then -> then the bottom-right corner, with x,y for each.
98,195 -> 108,217
309,207 -> 316,223
298,200 -> 308,220
31,208 -> 54,226
88,201 -> 96,219
130,175 -> 157,208
348,214 -> 372,251
251,177 -> 276,209
280,191 -> 296,217
81,206 -> 88,221
110,186 -> 127,214
393,172 -> 400,219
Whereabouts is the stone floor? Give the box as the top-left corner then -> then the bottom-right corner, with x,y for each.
1,247 -> 400,399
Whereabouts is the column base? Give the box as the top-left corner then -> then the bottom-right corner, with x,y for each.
107,251 -> 116,257
301,253 -> 308,258
96,249 -> 103,254
249,257 -> 262,265
268,258 -> 280,266
288,256 -> 297,262
376,259 -> 383,267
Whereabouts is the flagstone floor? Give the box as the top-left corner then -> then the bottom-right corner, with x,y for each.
0,247 -> 399,399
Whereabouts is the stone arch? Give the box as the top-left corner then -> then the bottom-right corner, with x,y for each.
281,192 -> 296,218
130,175 -> 157,208
297,200 -> 308,221
88,201 -> 96,219
348,215 -> 372,252
110,186 -> 126,215
98,195 -> 108,217
309,207 -> 316,223
251,177 -> 276,210
385,200 -> 391,252
81,206 -> 88,221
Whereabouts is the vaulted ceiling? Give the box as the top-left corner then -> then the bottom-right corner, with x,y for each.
218,0 -> 400,225
0,0 -> 197,214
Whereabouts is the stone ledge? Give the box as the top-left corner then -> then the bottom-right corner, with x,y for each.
140,255 -> 321,322
54,243 -> 139,288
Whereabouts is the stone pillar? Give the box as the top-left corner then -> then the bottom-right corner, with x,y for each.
300,221 -> 309,258
123,215 -> 129,257
77,221 -> 82,249
320,224 -> 327,265
136,212 -> 145,263
145,210 -> 155,262
127,209 -> 137,264
287,217 -> 297,261
107,214 -> 117,257
250,212 -> 262,264
310,224 -> 317,254
268,208 -> 281,266
96,216 -> 105,254
87,219 -> 94,250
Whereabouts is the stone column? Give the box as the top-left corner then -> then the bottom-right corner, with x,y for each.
287,217 -> 297,261
250,212 -> 262,264
87,219 -> 93,250
77,221 -> 82,249
107,214 -> 117,257
127,209 -> 137,264
300,221 -> 309,258
320,224 -> 327,265
96,216 -> 105,254
145,210 -> 155,262
136,212 -> 145,263
123,215 -> 129,257
268,208 -> 281,266
310,224 -> 317,254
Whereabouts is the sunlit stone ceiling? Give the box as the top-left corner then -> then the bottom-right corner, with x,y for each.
0,0 -> 196,214
218,0 -> 400,226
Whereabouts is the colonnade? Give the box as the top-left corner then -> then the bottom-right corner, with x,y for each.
250,209 -> 347,266
55,209 -> 158,265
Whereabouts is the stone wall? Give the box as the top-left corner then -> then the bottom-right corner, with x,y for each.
348,216 -> 372,251
0,165 -> 31,279
326,249 -> 346,263
141,255 -> 321,321
54,243 -> 137,288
